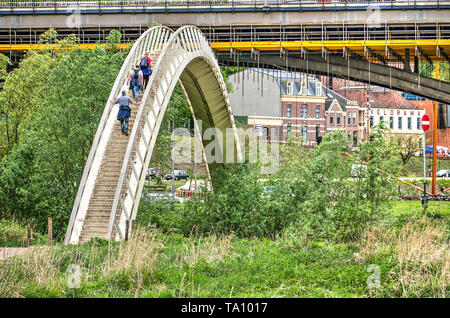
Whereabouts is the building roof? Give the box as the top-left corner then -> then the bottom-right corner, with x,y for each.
336,88 -> 421,110
323,86 -> 355,112
247,68 -> 326,97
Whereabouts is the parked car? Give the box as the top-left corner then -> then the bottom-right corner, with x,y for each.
146,167 -> 157,180
437,169 -> 450,177
165,170 -> 189,181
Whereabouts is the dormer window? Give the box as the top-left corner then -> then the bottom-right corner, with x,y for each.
286,81 -> 293,95
299,76 -> 308,95
315,82 -> 322,96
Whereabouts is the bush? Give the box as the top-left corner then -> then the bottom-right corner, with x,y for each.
272,127 -> 399,241
0,219 -> 47,247
139,125 -> 400,242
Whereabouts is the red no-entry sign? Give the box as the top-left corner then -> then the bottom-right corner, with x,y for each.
421,114 -> 430,132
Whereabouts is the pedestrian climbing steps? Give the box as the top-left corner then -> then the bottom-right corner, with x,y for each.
78,51 -> 162,244
78,97 -> 140,244
64,26 -> 238,244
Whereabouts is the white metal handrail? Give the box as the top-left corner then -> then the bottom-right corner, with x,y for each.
64,25 -> 173,244
106,25 -> 231,241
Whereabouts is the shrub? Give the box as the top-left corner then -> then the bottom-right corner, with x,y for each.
272,126 -> 399,241
0,218 -> 47,247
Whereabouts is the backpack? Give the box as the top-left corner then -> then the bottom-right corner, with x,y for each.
133,69 -> 140,80
140,57 -> 149,69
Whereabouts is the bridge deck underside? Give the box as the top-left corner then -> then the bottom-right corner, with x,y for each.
2,40 -> 450,64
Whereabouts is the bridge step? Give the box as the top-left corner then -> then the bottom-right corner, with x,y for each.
74,53 -> 160,244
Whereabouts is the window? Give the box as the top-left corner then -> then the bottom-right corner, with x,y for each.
315,82 -> 322,96
299,77 -> 308,95
370,116 -> 374,128
389,117 -> 394,129
287,105 -> 292,118
263,127 -> 269,140
316,107 -> 320,119
302,126 -> 308,142
287,124 -> 291,138
417,117 -> 421,130
330,114 -> 335,125
408,117 -> 412,130
379,116 -> 384,124
398,117 -> 402,129
301,106 -> 308,118
353,131 -> 358,146
352,112 -> 356,125
348,114 -> 352,125
315,125 -> 320,140
337,114 -> 341,126
286,81 -> 293,95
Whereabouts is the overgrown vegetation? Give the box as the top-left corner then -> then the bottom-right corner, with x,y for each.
140,125 -> 401,242
0,29 -> 126,239
0,201 -> 447,297
0,219 -> 47,247
0,28 -> 448,299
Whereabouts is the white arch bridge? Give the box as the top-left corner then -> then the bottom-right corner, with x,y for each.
64,26 -> 241,245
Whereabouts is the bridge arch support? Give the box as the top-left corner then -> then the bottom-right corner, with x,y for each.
65,26 -> 241,244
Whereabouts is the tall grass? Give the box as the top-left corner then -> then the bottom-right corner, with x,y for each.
0,213 -> 448,298
359,216 -> 449,297
0,226 -> 162,297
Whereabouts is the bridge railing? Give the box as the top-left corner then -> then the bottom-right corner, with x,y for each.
2,1 -> 450,9
64,25 -> 173,244
105,25 -> 222,241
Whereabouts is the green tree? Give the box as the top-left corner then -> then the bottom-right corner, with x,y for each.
392,135 -> 421,165
0,46 -> 125,239
0,51 -> 56,157
105,29 -> 122,52
0,53 -> 10,88
419,62 -> 450,82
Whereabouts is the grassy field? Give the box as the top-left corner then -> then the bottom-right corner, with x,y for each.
0,200 -> 448,298
402,157 -> 450,177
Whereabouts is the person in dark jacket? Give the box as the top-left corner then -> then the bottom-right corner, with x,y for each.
127,65 -> 143,100
140,52 -> 152,89
110,90 -> 140,136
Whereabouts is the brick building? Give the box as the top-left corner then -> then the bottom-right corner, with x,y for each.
334,86 -> 425,140
228,69 -> 363,146
324,87 -> 365,147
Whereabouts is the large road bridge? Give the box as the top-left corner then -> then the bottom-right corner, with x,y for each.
1,1 -> 450,42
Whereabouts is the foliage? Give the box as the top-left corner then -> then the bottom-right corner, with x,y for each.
1,200 -> 448,298
38,28 -> 58,45
0,218 -> 47,247
143,124 -> 400,242
150,83 -> 193,174
0,53 -> 10,88
273,125 -> 399,241
56,34 -> 80,51
105,29 -> 122,52
392,135 -> 422,165
0,51 -> 56,157
221,66 -> 246,93
0,32 -> 125,239
419,62 -> 450,83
